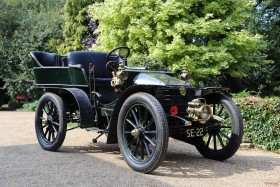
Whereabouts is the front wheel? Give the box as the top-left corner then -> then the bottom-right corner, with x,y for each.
117,93 -> 169,173
35,93 -> 67,151
195,94 -> 243,161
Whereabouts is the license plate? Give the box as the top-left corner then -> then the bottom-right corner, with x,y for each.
186,127 -> 204,138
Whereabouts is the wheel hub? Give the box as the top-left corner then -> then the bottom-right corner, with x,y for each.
131,129 -> 140,138
42,118 -> 48,125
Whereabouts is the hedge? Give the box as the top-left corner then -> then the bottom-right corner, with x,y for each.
235,96 -> 280,151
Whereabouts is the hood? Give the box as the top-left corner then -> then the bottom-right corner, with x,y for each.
133,73 -> 185,86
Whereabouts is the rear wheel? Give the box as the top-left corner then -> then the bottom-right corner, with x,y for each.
117,93 -> 169,173
35,93 -> 67,151
195,94 -> 243,161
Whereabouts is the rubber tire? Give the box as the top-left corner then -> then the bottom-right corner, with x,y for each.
117,93 -> 169,173
195,94 -> 243,161
35,93 -> 67,151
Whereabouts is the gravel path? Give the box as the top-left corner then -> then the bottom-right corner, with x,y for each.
0,111 -> 279,187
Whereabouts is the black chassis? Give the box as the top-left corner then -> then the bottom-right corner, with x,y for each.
31,46 -> 243,173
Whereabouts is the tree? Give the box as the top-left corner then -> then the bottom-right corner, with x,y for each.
89,0 -> 268,81
55,0 -> 101,55
245,0 -> 280,95
0,0 -> 65,100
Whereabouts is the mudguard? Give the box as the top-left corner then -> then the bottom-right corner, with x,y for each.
62,88 -> 94,128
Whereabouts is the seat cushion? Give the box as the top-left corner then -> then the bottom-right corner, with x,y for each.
68,51 -> 112,78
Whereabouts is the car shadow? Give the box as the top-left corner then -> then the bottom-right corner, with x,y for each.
153,151 -> 280,178
59,139 -> 280,179
60,141 -> 120,155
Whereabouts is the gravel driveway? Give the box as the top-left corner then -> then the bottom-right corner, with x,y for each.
0,111 -> 279,187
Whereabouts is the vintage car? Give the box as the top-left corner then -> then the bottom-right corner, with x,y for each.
30,46 -> 243,173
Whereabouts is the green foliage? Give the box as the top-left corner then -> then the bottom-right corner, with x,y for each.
0,0 -> 64,100
8,101 -> 22,110
55,0 -> 101,54
231,90 -> 253,98
20,101 -> 38,111
128,55 -> 164,70
67,123 -> 79,128
236,96 -> 280,150
0,1 -> 18,39
89,0 -> 268,81
241,0 -> 280,96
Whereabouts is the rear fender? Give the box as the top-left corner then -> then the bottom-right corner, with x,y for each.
60,88 -> 94,128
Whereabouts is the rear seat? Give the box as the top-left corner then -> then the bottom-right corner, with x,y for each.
30,51 -> 58,67
30,51 -> 67,67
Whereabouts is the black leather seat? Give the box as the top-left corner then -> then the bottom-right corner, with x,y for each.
68,51 -> 119,104
30,51 -> 67,67
68,51 -> 112,78
30,51 -> 58,67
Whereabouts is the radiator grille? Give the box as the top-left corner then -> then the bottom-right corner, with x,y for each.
155,87 -> 195,115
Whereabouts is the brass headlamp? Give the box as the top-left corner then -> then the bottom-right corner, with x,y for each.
187,98 -> 212,121
111,63 -> 128,91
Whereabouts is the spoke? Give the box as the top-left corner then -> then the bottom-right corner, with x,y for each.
206,133 -> 212,147
213,134 -> 217,150
138,106 -> 143,125
40,124 -> 48,129
51,124 -> 58,134
52,121 -> 60,126
143,108 -> 148,124
52,131 -> 56,141
124,131 -> 132,134
140,140 -> 145,160
52,103 -> 56,115
143,140 -> 151,157
48,130 -> 51,141
220,131 -> 230,140
217,133 -> 225,148
134,140 -> 140,156
144,135 -> 156,147
218,105 -> 224,116
144,118 -> 154,130
213,104 -> 216,115
50,131 -> 53,142
144,130 -> 157,134
44,128 -> 49,137
128,138 -> 137,147
126,119 -> 137,129
51,121 -> 60,133
223,113 -> 229,120
42,108 -> 48,115
131,110 -> 140,126
48,102 -> 53,114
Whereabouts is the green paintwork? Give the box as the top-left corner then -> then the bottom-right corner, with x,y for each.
33,67 -> 88,87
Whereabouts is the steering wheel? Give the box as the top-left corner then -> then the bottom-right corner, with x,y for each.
106,46 -> 130,71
